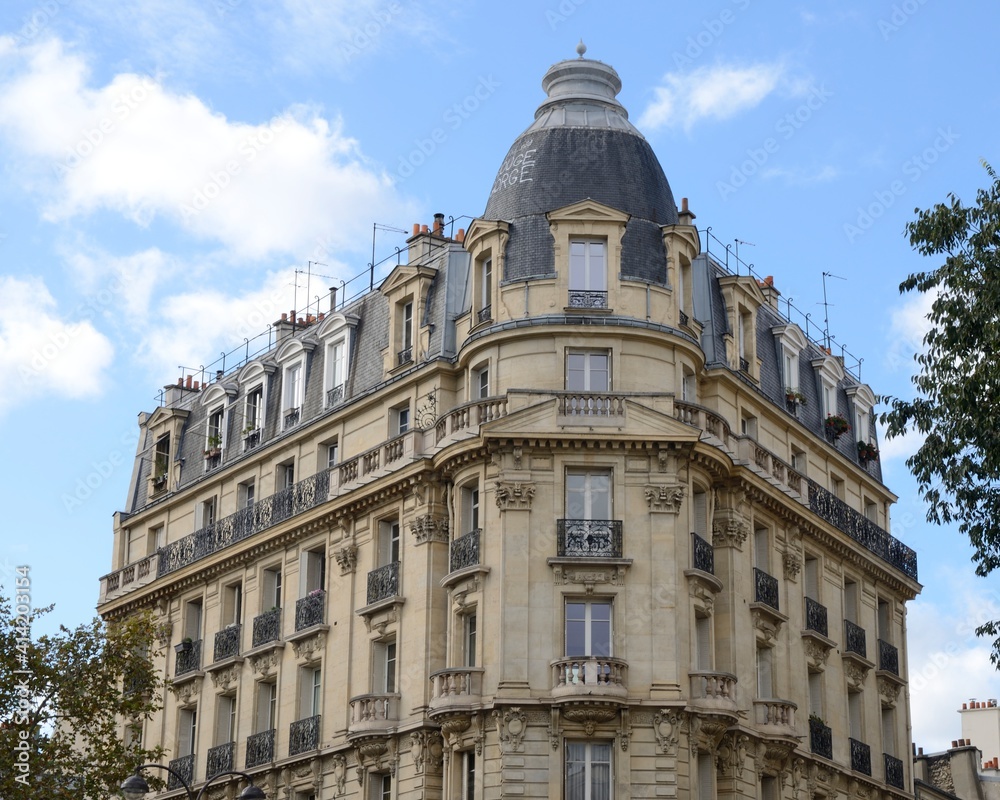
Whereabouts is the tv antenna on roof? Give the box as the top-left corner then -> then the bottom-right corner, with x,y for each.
821,271 -> 846,350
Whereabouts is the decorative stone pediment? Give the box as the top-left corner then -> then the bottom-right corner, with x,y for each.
335,545 -> 357,575
291,630 -> 326,663
170,675 -> 202,706
250,648 -> 282,678
645,484 -> 684,513
495,481 -> 535,511
409,514 -> 449,545
210,662 -> 242,692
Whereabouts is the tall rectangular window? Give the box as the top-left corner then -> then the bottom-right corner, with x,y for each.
474,365 -> 490,399
564,740 -> 612,800
263,567 -> 282,610
327,340 -> 346,393
178,707 -> 198,757
400,301 -> 414,356
761,776 -> 779,800
379,520 -> 401,566
565,600 -> 612,657
753,526 -> 770,572
565,470 -> 612,521
566,351 -> 610,393
393,403 -> 410,435
284,362 -> 303,416
153,435 -> 170,483
848,690 -> 863,740
804,556 -> 819,601
184,599 -> 203,640
682,366 -> 696,402
692,488 -> 708,538
280,460 -> 295,490
844,579 -> 859,624
301,547 -> 326,594
569,241 -> 607,292
245,385 -> 263,432
882,707 -> 896,756
808,671 -> 824,718
464,613 -> 478,668
207,407 -> 224,451
694,614 -> 712,671
756,646 -> 773,698
373,639 -> 397,693
878,599 -> 891,643
461,751 -> 476,800
480,258 -> 492,318
216,695 -> 237,745
461,483 -> 480,534
299,666 -> 322,718
326,441 -> 339,470
239,480 -> 255,510
697,752 -> 715,798
256,682 -> 277,732
223,582 -> 242,626
371,774 -> 391,800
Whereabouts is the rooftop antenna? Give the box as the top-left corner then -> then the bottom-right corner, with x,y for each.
370,223 -> 409,290
734,239 -> 755,271
821,271 -> 846,350
307,262 -> 327,315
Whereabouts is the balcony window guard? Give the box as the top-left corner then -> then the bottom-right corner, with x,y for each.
397,348 -> 412,366
804,597 -> 828,637
166,755 -> 194,790
878,639 -> 899,675
326,385 -> 345,408
175,639 -> 201,675
844,619 -> 867,658
295,591 -> 326,631
245,728 -> 275,769
477,305 -> 492,323
739,357 -> 750,372
243,429 -> 261,451
366,561 -> 400,605
810,718 -> 833,759
207,741 -> 234,776
556,519 -> 623,558
753,567 -> 779,611
568,290 -> 608,308
289,715 -> 321,756
679,309 -> 689,326
691,532 -> 714,574
884,752 -> 904,789
213,625 -> 241,662
252,608 -> 281,648
284,407 -> 301,428
450,529 -> 481,573
850,738 -> 872,776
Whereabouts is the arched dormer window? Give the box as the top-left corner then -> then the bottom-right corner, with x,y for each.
237,361 -> 275,451
317,313 -> 359,409
811,353 -> 845,420
198,383 -> 235,467
846,383 -> 877,446
275,338 -> 315,431
773,324 -> 808,405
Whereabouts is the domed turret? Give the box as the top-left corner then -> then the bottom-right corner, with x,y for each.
483,51 -> 678,283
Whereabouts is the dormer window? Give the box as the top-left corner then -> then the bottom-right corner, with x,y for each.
398,301 -> 414,366
205,406 -> 224,470
846,384 -> 877,446
477,257 -> 493,324
152,435 -> 170,493
812,353 -> 846,426
244,385 -> 264,449
283,361 -> 303,429
568,240 -> 607,308
773,324 -> 808,409
326,339 -> 346,407
738,307 -> 753,372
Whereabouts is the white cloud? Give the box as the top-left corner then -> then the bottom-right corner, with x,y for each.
0,36 -> 416,261
907,573 -> 1000,753
885,287 -> 935,372
0,274 -> 114,415
761,164 -> 839,185
639,63 -> 786,131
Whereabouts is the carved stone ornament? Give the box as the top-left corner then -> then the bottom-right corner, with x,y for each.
512,445 -> 523,470
210,663 -> 241,692
331,754 -> 347,796
292,631 -> 326,663
335,545 -> 357,575
716,731 -> 750,778
877,675 -> 901,708
645,484 -> 684,513
782,550 -> 802,581
752,609 -> 782,644
562,703 -> 619,736
653,709 -> 682,755
712,517 -> 749,549
355,737 -> 389,772
171,676 -> 201,706
755,739 -> 795,778
409,514 -> 449,545
845,661 -> 869,691
551,564 -> 627,591
493,707 -> 528,752
408,730 -> 443,774
494,481 -> 535,511
687,713 -> 729,754
250,650 -> 280,678
803,637 -> 831,671
155,621 -> 173,647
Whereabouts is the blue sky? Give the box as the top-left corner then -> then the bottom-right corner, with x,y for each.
0,0 -> 996,753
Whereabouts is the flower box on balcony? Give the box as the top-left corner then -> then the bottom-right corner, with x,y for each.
785,388 -> 807,412
824,413 -> 850,442
857,440 -> 879,464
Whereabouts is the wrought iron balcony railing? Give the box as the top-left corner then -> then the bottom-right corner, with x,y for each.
243,429 -> 261,451
397,347 -> 412,366
691,532 -> 714,574
568,289 -> 608,308
884,752 -> 904,789
845,620 -> 867,658
807,481 -> 917,580
450,529 -> 481,573
753,567 -> 779,611
213,625 -> 241,662
477,305 -> 492,323
850,738 -> 872,776
245,729 -> 275,769
295,591 -> 326,631
204,452 -> 222,471
289,715 -> 321,756
207,741 -> 234,776
679,309 -> 689,326
556,519 -> 623,558
252,608 -> 281,648
878,639 -> 899,675
158,469 -> 330,576
810,718 -> 832,759
284,407 -> 301,428
175,639 -> 201,675
167,754 -> 194,789
366,561 -> 400,605
805,597 -> 828,637
326,384 -> 344,408
739,356 -> 750,372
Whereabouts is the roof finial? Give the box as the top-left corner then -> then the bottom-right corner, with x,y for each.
576,39 -> 587,58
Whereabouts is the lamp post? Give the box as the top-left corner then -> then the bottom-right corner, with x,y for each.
120,764 -> 266,800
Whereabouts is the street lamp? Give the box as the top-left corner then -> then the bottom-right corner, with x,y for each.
121,764 -> 266,800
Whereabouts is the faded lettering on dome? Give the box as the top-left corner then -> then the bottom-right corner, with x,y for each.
491,139 -> 537,196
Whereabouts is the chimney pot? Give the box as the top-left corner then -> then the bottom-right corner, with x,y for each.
281,313 -> 287,321
918,747 -> 924,755
330,286 -> 338,312
185,375 -> 192,389
193,380 -> 200,390
456,227 -> 466,243
953,741 -> 959,748
412,223 -> 420,236
177,377 -> 184,386
964,703 -> 969,709
681,197 -> 689,212
216,370 -> 223,382
421,224 -> 429,234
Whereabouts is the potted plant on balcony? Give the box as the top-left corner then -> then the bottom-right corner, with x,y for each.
857,440 -> 879,465
785,388 -> 807,411
824,413 -> 850,442
204,434 -> 223,458
174,637 -> 193,654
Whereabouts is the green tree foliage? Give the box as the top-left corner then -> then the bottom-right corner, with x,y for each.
0,588 -> 163,799
881,161 -> 1000,661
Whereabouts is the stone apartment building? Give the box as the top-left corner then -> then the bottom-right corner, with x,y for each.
98,51 -> 920,799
